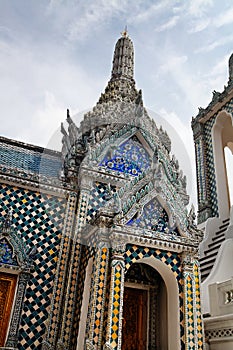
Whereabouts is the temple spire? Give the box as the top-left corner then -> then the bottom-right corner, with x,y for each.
229,53 -> 233,83
111,28 -> 134,82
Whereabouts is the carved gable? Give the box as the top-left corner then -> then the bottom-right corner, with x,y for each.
99,135 -> 151,176
126,197 -> 179,236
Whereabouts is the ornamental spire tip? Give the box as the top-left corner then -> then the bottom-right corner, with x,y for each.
121,25 -> 128,38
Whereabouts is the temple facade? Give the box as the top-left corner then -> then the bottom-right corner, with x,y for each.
0,33 -> 205,350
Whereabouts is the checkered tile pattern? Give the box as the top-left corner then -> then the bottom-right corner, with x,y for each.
204,118 -> 218,217
88,247 -> 109,346
86,182 -> 116,222
224,98 -> 233,115
109,264 -> 122,349
101,267 -> 111,348
76,191 -> 89,233
125,245 -> 181,279
59,243 -> 82,347
124,244 -> 185,349
194,264 -> 204,350
71,246 -> 94,349
186,275 -> 195,350
199,100 -> 233,219
0,183 -> 66,350
46,192 -> 77,346
94,247 -> 109,346
195,139 -> 206,204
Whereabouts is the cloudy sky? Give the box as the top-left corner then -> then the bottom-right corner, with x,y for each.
1,0 -> 233,205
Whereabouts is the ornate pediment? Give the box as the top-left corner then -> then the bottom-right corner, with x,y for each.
126,197 -> 179,236
99,135 -> 151,177
0,212 -> 36,271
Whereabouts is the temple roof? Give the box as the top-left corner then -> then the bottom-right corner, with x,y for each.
0,136 -> 62,178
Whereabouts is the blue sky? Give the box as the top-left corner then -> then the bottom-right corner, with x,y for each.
0,0 -> 233,205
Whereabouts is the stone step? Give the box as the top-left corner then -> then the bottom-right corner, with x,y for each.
205,243 -> 222,254
212,232 -> 225,241
200,218 -> 230,282
208,236 -> 225,248
215,227 -> 228,235
201,271 -> 210,281
199,251 -> 217,261
200,261 -> 215,272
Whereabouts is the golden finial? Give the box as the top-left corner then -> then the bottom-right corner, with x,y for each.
121,25 -> 128,38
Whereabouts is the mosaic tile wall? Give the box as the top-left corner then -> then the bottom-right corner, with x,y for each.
195,138 -> 206,205
0,141 -> 61,177
194,263 -> 204,350
101,263 -> 112,348
184,275 -> 195,350
71,245 -> 94,349
204,117 -> 218,217
108,262 -> 123,349
86,182 -> 116,222
124,244 -> 185,349
86,246 -> 110,348
0,183 -> 66,349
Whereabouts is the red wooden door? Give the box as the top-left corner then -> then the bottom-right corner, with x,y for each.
122,287 -> 148,350
0,272 -> 17,346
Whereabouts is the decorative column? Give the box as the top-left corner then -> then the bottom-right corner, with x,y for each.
56,177 -> 93,350
193,262 -> 204,350
42,191 -> 77,350
85,210 -> 116,350
104,240 -> 126,350
3,272 -> 31,350
182,251 -> 204,350
192,119 -> 212,223
85,242 -> 110,350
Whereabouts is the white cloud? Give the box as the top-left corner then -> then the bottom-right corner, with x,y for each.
67,0 -> 129,41
195,34 -> 233,53
28,91 -> 65,150
188,17 -> 210,33
155,15 -> 179,32
214,7 -> 233,27
0,30 -> 104,148
159,54 -> 188,73
206,55 -> 229,77
129,1 -> 171,24
187,0 -> 213,17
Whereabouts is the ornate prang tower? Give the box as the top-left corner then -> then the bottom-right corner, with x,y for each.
42,32 -> 205,350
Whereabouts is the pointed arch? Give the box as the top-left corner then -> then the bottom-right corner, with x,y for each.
212,110 -> 233,217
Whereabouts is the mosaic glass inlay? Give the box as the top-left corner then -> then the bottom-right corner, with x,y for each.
99,136 -> 151,176
0,238 -> 18,266
126,197 -> 179,235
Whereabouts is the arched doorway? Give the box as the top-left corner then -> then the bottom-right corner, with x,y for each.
122,262 -> 167,350
121,256 -> 182,350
